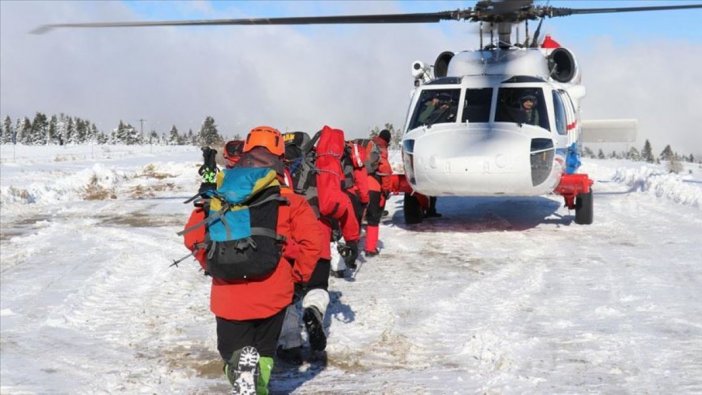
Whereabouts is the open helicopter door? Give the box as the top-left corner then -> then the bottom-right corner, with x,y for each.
580,119 -> 638,143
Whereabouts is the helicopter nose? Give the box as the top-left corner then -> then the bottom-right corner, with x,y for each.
405,126 -> 559,196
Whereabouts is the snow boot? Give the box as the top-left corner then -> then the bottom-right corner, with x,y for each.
276,345 -> 303,366
257,356 -> 274,395
330,269 -> 346,278
303,306 -> 326,352
224,346 -> 260,395
301,288 -> 329,352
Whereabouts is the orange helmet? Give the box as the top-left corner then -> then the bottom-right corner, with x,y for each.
243,126 -> 284,156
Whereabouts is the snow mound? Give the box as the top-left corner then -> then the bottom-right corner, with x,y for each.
0,163 -> 129,205
612,166 -> 701,208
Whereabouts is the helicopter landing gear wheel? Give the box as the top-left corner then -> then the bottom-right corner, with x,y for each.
574,189 -> 593,225
403,193 -> 424,225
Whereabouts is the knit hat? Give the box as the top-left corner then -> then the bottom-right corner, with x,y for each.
378,129 -> 391,143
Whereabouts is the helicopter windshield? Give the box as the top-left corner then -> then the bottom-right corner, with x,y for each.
409,89 -> 460,129
462,88 -> 493,123
496,87 -> 550,130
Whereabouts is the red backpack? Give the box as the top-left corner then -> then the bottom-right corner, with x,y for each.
315,125 -> 346,217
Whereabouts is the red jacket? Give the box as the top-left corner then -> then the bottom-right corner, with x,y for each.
183,186 -> 323,320
315,125 -> 360,243
367,136 -> 393,192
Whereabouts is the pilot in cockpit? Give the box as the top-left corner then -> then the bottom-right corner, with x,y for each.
417,93 -> 456,125
519,93 -> 540,126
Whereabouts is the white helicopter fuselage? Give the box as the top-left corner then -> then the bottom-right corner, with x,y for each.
401,47 -> 585,197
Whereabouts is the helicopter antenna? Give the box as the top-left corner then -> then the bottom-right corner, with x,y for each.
530,17 -> 544,48
479,21 -> 483,48
490,23 -> 494,47
524,19 -> 530,47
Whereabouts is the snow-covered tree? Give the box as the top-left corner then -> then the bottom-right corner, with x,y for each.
31,112 -> 48,145
114,120 -> 142,145
2,116 -> 13,144
168,125 -> 183,145
19,117 -> 32,144
659,145 -> 674,161
597,148 -> 605,159
197,116 -> 222,146
582,146 -> 595,158
641,140 -> 654,163
627,146 -> 641,161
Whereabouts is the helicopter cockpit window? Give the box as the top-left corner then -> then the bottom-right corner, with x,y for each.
462,88 -> 493,123
409,89 -> 461,130
495,88 -> 550,130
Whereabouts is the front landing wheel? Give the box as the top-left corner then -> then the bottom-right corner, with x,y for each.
574,189 -> 593,225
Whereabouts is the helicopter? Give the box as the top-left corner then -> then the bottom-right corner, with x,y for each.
32,1 -> 702,225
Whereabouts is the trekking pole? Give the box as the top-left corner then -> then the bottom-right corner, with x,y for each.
170,251 -> 194,268
351,257 -> 364,279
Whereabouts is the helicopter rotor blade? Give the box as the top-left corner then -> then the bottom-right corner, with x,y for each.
30,10 -> 472,34
29,2 -> 702,35
542,4 -> 702,18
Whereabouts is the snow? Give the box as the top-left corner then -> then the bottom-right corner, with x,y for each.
1,145 -> 701,394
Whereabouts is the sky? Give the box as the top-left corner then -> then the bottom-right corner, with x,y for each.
1,144 -> 701,393
1,0 -> 701,154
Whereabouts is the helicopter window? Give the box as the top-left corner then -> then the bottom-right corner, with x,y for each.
552,90 -> 567,135
409,89 -> 461,129
495,87 -> 550,130
462,88 -> 493,123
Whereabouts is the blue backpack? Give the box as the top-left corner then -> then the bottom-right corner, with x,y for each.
180,167 -> 287,280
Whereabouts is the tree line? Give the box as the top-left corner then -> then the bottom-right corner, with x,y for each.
0,113 -> 225,147
583,139 -> 697,173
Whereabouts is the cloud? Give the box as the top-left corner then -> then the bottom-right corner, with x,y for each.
573,37 -> 702,155
2,1 -> 700,156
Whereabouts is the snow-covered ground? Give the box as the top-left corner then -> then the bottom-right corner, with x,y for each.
1,145 -> 701,394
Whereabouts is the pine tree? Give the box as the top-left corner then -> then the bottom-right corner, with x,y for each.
20,117 -> 32,144
88,123 -> 99,143
168,125 -> 180,145
48,115 -> 60,144
148,130 -> 159,144
187,129 -> 196,145
113,120 -> 142,145
31,112 -> 48,145
583,146 -> 595,158
2,116 -> 13,144
659,145 -> 674,161
641,140 -> 654,163
66,117 -> 76,144
597,148 -> 605,159
197,116 -> 222,146
627,146 -> 641,161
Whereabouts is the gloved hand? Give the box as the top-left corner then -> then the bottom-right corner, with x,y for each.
198,182 -> 216,198
339,240 -> 359,269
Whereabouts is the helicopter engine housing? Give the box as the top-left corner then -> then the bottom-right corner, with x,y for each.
547,47 -> 580,84
434,51 -> 455,78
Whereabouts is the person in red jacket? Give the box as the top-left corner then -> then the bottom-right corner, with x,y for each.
302,125 -> 360,351
364,129 -> 393,256
183,126 -> 323,395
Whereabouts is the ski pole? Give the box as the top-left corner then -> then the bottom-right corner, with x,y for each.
170,251 -> 194,268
